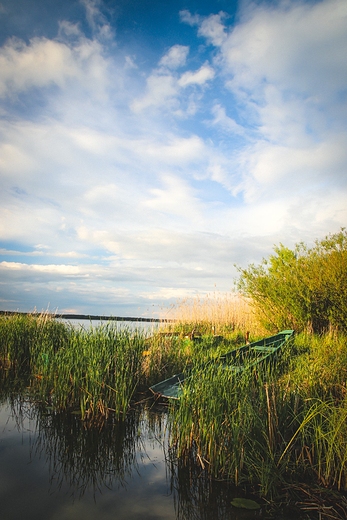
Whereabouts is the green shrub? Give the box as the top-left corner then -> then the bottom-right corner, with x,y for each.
236,229 -> 347,333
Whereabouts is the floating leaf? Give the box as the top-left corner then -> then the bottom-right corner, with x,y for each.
231,498 -> 261,510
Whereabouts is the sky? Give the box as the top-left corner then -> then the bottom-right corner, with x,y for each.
0,0 -> 346,317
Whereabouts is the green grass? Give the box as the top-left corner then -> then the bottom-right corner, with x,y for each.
168,331 -> 347,499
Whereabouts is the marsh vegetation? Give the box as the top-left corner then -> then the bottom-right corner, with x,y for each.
1,230 -> 347,517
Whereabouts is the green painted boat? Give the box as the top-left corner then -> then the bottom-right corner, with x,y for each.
149,330 -> 294,399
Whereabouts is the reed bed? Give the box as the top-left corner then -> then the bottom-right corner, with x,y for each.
169,331 -> 347,504
0,314 -> 147,422
35,324 -> 146,422
163,292 -> 261,337
0,312 -> 70,373
0,307 -> 258,421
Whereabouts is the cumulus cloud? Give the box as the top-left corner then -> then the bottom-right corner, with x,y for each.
197,12 -> 228,46
131,42 -> 215,112
180,10 -> 228,46
0,37 -> 78,96
185,0 -> 347,211
223,0 -> 347,100
130,73 -> 178,112
179,9 -> 200,27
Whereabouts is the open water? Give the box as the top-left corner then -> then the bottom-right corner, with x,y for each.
58,317 -> 162,334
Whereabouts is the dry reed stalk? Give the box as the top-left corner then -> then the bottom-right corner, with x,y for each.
164,292 -> 260,333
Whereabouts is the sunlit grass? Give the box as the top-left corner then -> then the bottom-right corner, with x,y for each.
162,291 -> 262,337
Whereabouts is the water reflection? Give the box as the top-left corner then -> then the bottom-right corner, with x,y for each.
0,387 -> 266,520
170,455 -> 262,520
34,408 -> 141,496
2,396 -> 168,498
0,394 -> 175,520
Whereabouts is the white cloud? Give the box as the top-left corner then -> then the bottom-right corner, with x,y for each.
130,73 -> 177,112
180,10 -> 228,46
159,45 -> 189,69
124,55 -> 137,69
221,0 -> 347,105
198,12 -> 228,46
0,33 -> 109,99
186,0 -> 347,213
179,9 -> 200,27
144,174 -> 203,223
131,44 -> 215,112
178,63 -> 215,86
210,103 -> 245,135
0,37 -> 77,96
0,261 -> 83,276
80,0 -> 114,40
142,134 -> 205,164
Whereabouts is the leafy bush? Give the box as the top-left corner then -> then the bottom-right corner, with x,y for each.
236,229 -> 347,333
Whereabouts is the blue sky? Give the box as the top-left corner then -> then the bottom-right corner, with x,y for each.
0,0 -> 346,316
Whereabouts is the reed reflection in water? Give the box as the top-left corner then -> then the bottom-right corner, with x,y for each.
0,397 -> 266,520
0,397 -> 175,520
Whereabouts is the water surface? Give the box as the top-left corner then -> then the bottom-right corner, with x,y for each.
0,399 -> 175,520
0,396 -> 269,520
58,317 -> 161,334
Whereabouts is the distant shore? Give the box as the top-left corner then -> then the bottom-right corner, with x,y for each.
0,310 -> 174,323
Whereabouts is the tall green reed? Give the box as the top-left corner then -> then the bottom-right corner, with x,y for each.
0,315 -> 148,422
0,313 -> 70,373
169,333 -> 347,497
35,323 -> 147,421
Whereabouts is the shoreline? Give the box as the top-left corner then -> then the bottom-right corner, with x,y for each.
0,310 -> 174,323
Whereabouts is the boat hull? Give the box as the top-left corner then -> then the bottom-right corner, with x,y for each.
149,330 -> 294,399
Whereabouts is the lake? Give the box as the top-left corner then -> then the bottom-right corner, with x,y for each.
58,317 -> 164,334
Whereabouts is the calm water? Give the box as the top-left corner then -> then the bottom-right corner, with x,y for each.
0,396 -> 268,520
58,317 -> 162,334
0,399 -> 176,520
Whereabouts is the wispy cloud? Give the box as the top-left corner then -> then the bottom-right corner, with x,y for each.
131,45 -> 215,113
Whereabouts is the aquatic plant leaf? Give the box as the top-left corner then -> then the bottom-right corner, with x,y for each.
231,498 -> 261,510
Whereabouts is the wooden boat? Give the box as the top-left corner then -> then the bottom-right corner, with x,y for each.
149,330 -> 294,399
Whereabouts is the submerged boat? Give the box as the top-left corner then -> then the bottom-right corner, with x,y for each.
149,329 -> 294,399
